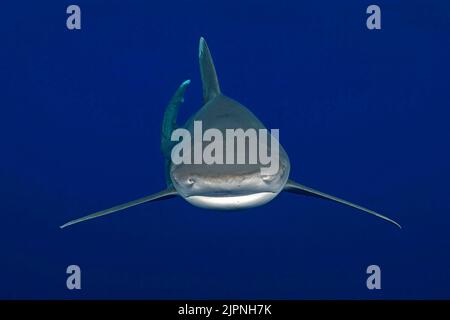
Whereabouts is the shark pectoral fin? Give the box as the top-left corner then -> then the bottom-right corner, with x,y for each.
60,187 -> 178,229
199,37 -> 221,103
283,179 -> 401,229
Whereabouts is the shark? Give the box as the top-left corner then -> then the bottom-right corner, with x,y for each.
60,37 -> 401,229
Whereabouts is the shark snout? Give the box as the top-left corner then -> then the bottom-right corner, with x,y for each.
174,173 -> 265,196
174,171 -> 281,210
170,163 -> 289,199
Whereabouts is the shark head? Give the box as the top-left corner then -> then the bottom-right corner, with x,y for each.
170,159 -> 290,210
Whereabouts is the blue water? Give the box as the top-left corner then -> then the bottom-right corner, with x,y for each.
1,0 -> 450,299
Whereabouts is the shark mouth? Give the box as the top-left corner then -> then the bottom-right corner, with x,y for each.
185,192 -> 279,210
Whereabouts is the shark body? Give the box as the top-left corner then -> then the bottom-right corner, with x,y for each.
60,38 -> 401,229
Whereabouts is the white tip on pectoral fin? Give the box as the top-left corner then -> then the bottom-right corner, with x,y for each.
60,187 -> 178,229
283,179 -> 401,229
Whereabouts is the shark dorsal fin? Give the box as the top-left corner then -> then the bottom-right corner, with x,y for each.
199,37 -> 221,103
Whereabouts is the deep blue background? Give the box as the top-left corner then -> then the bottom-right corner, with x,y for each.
1,0 -> 450,299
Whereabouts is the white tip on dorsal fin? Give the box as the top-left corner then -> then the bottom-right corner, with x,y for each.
199,37 -> 221,103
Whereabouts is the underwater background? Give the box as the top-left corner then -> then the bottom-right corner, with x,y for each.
1,0 -> 450,299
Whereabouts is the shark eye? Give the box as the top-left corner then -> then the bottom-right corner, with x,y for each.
262,175 -> 276,182
187,177 -> 195,185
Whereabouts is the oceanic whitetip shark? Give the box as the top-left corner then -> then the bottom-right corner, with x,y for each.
60,37 -> 401,229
